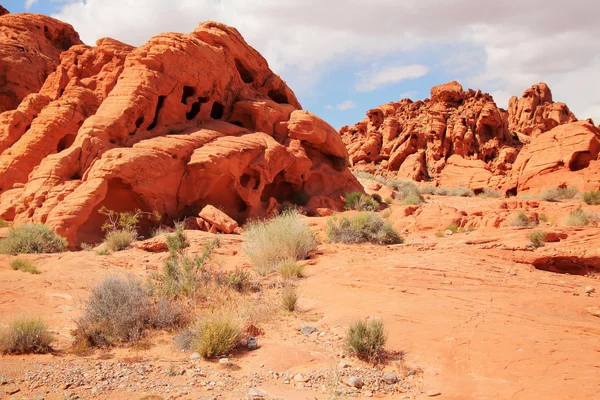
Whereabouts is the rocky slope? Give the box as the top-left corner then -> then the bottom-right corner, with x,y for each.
0,19 -> 360,245
341,81 -> 600,194
0,9 -> 82,112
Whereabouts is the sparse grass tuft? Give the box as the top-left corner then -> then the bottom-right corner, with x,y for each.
191,313 -> 241,359
344,192 -> 379,211
104,229 -> 137,252
243,210 -> 317,275
479,188 -> 502,198
538,187 -> 578,202
583,190 -> 600,205
0,218 -> 9,228
447,187 -> 476,197
539,213 -> 550,224
445,223 -> 458,233
326,212 -> 403,245
383,197 -> 393,205
511,211 -> 537,227
277,259 -> 305,280
387,180 -> 423,204
281,285 -> 299,312
403,194 -> 422,205
565,207 -> 597,226
0,316 -> 54,354
345,318 -> 387,363
419,185 -> 475,197
227,267 -> 251,292
353,172 -> 387,184
166,222 -> 188,255
528,231 -> 547,248
10,259 -> 39,274
0,224 -> 67,255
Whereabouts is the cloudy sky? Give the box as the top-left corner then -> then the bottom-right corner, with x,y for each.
6,0 -> 600,129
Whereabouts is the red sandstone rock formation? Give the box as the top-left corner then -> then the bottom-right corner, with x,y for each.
0,11 -> 82,112
0,21 -> 360,245
508,83 -> 577,136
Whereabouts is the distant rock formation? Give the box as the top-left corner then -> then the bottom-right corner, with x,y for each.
0,11 -> 82,112
0,21 -> 360,245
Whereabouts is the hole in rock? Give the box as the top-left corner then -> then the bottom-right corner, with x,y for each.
268,88 -> 288,104
506,187 -> 517,197
135,116 -> 144,128
186,97 -> 208,120
230,121 -> 244,128
59,88 -> 65,96
70,171 -> 82,180
532,256 -> 599,276
240,171 -> 260,190
234,59 -> 254,83
147,95 -> 166,131
109,139 -> 117,144
210,102 -> 224,120
260,171 -> 294,203
56,134 -> 76,153
569,151 -> 591,172
181,86 -> 195,104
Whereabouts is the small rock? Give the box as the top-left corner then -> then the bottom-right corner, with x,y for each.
0,376 -> 6,385
300,326 -> 317,336
382,371 -> 399,384
219,358 -> 230,365
293,373 -> 309,383
338,361 -> 351,369
427,390 -> 442,397
190,352 -> 201,360
585,286 -> 595,294
344,376 -> 363,389
444,230 -> 453,236
247,336 -> 259,350
247,388 -> 267,399
406,369 -> 416,376
363,390 -> 373,397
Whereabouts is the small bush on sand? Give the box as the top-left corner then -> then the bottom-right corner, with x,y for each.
387,180 -> 423,204
243,210 -> 317,275
446,223 -> 458,234
538,187 -> 578,202
511,211 -> 536,227
150,298 -> 190,330
419,186 -> 475,197
419,185 -> 437,195
278,259 -> 304,280
345,319 -> 387,362
353,172 -> 387,184
583,190 -> 600,205
104,229 -> 137,252
0,224 -> 67,255
344,192 -> 379,211
326,212 -> 403,245
383,197 -> 393,205
10,259 -> 39,274
479,188 -> 502,198
371,193 -> 382,203
565,207 -> 597,226
528,231 -> 547,248
227,267 -> 251,292
281,285 -> 299,312
0,218 -> 9,228
0,316 -> 54,354
191,313 -> 241,359
166,222 -> 189,255
403,194 -> 422,205
446,187 -> 475,197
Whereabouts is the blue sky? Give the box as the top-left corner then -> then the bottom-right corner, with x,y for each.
4,0 -> 600,129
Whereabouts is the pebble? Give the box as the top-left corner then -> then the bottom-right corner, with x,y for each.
190,352 -> 201,360
444,230 -> 453,236
585,286 -> 595,294
427,390 -> 442,397
344,376 -> 364,389
218,358 -> 230,365
247,336 -> 259,350
293,373 -> 309,382
0,376 -> 6,385
247,388 -> 267,399
382,371 -> 399,384
300,326 -> 318,336
363,390 -> 373,397
338,361 -> 352,369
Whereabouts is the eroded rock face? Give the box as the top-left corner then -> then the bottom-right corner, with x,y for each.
0,21 -> 360,245
0,12 -> 82,113
341,81 -> 518,190
508,83 -> 577,136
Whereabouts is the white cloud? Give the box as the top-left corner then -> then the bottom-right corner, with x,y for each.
336,100 -> 356,110
24,0 -> 39,10
325,105 -> 333,110
50,0 -> 600,122
356,64 -> 429,92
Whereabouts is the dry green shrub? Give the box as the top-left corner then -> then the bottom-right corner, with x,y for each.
104,229 -> 137,252
344,192 -> 379,211
511,211 -> 537,227
227,267 -> 251,292
583,190 -> 600,205
243,210 -> 317,275
0,316 -> 54,354
278,259 -> 304,280
479,188 -> 502,198
387,180 -> 423,204
10,259 -> 39,274
565,207 -> 597,226
191,313 -> 241,359
345,318 -> 387,362
353,172 -> 387,184
383,197 -> 393,205
419,185 -> 437,195
528,231 -> 547,248
538,187 -> 578,202
445,223 -> 459,233
281,285 -> 299,312
99,207 -> 160,252
326,212 -> 403,245
165,222 -> 188,255
0,224 -> 67,255
446,187 -> 475,197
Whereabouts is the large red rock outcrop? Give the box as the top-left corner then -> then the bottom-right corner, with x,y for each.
0,11 -> 82,113
0,21 -> 360,245
508,83 -> 577,136
341,81 -> 518,190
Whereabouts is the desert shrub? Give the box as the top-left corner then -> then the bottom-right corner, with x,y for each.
326,212 -> 403,245
583,190 -> 600,205
538,187 -> 578,202
10,259 -> 39,274
387,180 -> 423,204
383,197 -> 393,205
191,313 -> 241,359
281,285 -> 299,312
419,185 -> 437,195
446,223 -> 458,234
345,318 -> 387,362
104,229 -> 137,252
150,298 -> 190,330
227,267 -> 251,292
511,211 -> 536,227
0,224 -> 67,255
166,222 -> 188,255
344,192 -> 379,211
479,188 -> 502,198
0,218 -> 9,228
539,213 -> 550,223
75,275 -> 153,346
447,187 -> 475,197
278,259 -> 304,280
353,172 -> 387,184
565,207 -> 597,226
371,193 -> 382,203
0,316 -> 54,354
403,194 -> 422,205
528,231 -> 547,248
243,210 -> 317,275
